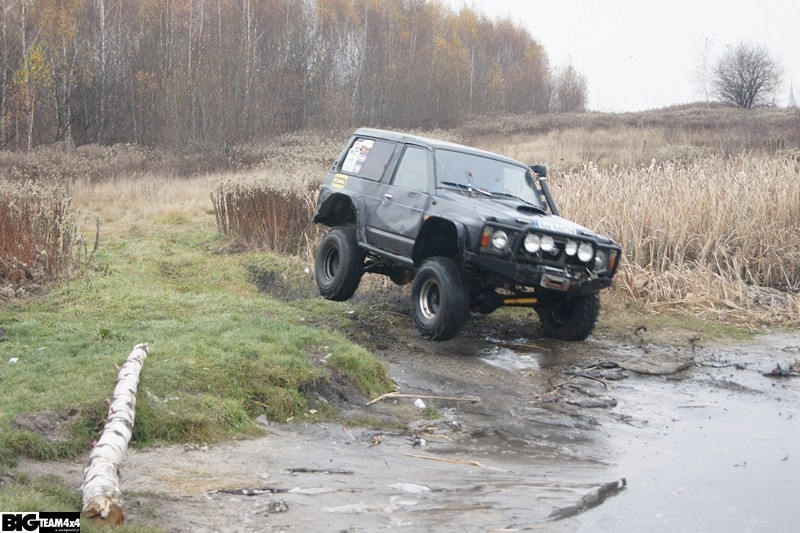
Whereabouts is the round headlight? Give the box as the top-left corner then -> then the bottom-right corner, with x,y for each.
565,240 -> 578,256
491,230 -> 508,250
594,250 -> 607,270
540,235 -> 555,252
523,234 -> 541,253
577,242 -> 593,262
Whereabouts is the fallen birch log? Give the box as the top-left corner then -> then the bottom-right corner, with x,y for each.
81,343 -> 149,527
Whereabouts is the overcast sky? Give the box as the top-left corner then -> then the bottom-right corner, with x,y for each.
443,0 -> 800,112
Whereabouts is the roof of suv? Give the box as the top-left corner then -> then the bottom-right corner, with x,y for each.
353,128 -> 527,168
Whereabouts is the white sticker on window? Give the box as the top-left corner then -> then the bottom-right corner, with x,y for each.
342,148 -> 360,173
342,139 -> 376,174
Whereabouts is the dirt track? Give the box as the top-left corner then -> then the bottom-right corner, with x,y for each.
21,307 -> 800,532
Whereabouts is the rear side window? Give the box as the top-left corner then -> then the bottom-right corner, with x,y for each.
340,138 -> 395,181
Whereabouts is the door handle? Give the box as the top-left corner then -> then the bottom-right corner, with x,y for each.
384,193 -> 393,200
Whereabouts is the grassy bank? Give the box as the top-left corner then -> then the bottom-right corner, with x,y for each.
0,175 -> 394,469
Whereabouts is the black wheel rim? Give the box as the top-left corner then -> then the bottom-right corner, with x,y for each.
323,246 -> 339,280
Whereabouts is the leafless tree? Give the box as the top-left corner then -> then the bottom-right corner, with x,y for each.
712,42 -> 783,108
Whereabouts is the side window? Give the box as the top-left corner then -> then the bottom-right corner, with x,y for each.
340,138 -> 395,181
392,146 -> 429,193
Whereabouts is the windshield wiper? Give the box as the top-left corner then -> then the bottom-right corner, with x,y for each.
489,192 -> 547,212
440,181 -> 493,198
465,172 -> 493,198
469,184 -> 493,197
440,181 -> 469,192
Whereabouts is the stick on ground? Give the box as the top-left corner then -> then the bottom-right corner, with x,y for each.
367,391 -> 481,406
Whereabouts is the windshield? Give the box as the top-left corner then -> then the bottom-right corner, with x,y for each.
434,149 -> 545,208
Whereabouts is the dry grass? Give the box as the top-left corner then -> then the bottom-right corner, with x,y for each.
463,105 -> 800,169
0,181 -> 79,296
70,173 -> 220,233
466,110 -> 800,325
548,156 -> 800,323
479,127 -> 720,170
211,178 -> 319,255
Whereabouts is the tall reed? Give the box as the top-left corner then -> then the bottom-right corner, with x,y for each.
211,178 -> 320,256
0,181 -> 76,292
551,155 -> 800,322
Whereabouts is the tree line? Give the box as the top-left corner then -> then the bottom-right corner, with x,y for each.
0,0 -> 588,153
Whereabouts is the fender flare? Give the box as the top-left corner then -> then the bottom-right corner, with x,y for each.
412,217 -> 468,266
315,191 -> 366,241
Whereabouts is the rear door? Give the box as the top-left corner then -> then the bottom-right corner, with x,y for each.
336,136 -> 399,247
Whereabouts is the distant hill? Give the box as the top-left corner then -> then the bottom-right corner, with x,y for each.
459,104 -> 800,157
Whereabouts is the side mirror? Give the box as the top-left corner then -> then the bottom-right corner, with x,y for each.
531,164 -> 547,178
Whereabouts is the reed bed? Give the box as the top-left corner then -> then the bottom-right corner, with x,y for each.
211,177 -> 321,256
209,131 -> 345,256
549,155 -> 800,323
0,181 -> 78,296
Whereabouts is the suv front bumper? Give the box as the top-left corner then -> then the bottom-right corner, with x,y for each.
464,250 -> 615,296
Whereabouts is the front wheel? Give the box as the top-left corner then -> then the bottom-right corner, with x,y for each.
315,227 -> 363,301
538,292 -> 600,341
410,257 -> 469,341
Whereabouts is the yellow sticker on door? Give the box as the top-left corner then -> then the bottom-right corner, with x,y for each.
332,174 -> 348,189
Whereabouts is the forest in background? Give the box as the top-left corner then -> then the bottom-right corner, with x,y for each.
0,0 -> 591,153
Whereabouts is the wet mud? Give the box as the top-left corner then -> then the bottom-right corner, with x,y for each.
19,316 -> 800,532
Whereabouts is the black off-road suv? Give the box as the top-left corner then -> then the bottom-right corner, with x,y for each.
313,129 -> 621,341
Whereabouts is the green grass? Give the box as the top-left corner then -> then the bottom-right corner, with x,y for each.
0,221 -> 393,466
0,468 -> 163,532
422,406 -> 441,419
0,470 -> 81,513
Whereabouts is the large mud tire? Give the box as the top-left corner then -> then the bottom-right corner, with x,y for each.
315,227 -> 363,301
539,292 -> 600,341
411,257 -> 469,341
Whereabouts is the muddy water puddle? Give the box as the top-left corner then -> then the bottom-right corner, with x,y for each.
472,332 -> 800,532
574,334 -> 800,532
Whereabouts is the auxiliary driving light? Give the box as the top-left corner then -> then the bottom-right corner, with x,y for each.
577,242 -> 593,262
565,240 -> 578,256
524,234 -> 541,253
540,235 -> 555,252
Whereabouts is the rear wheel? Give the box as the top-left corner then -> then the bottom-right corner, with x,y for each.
315,227 -> 363,301
411,257 -> 469,341
538,292 -> 600,341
